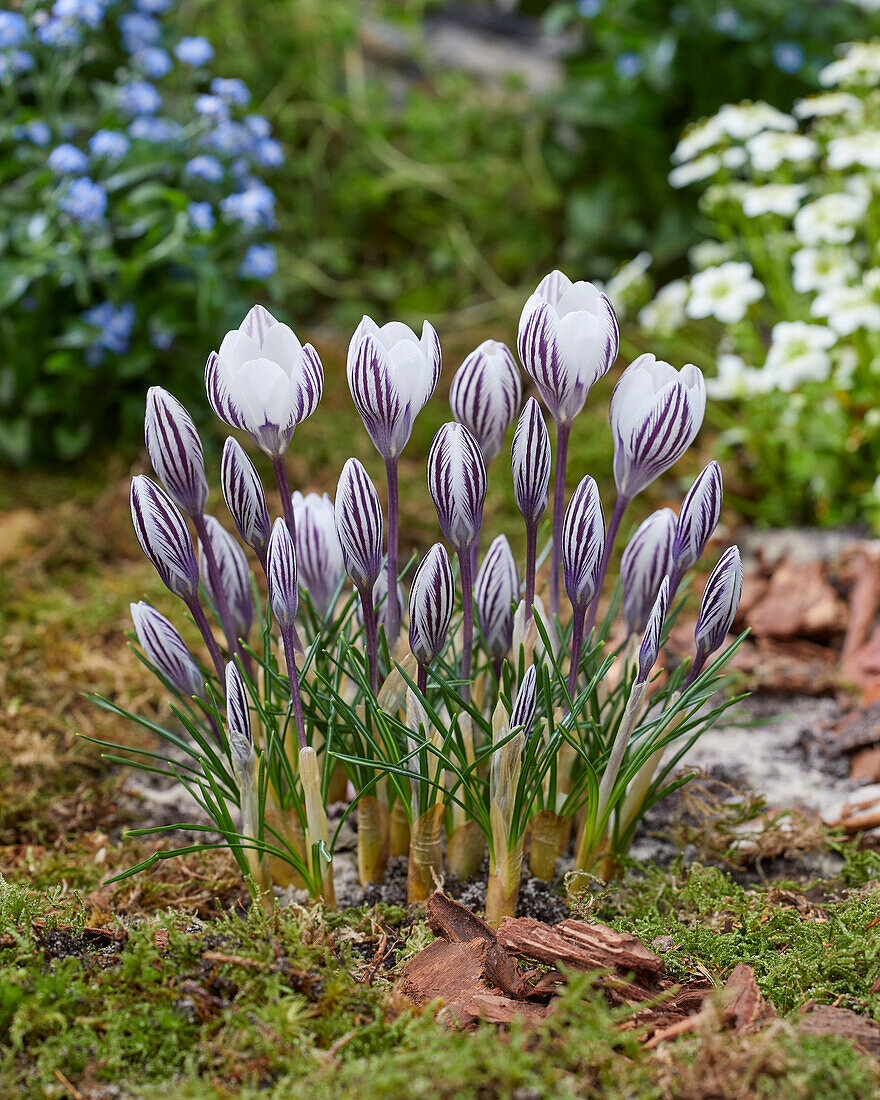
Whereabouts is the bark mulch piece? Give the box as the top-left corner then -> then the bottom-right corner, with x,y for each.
797,1003 -> 880,1058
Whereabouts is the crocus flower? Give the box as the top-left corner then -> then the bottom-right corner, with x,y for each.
267,518 -> 307,749
449,339 -> 522,463
510,664 -> 538,741
620,509 -> 676,637
225,660 -> 253,775
474,535 -> 520,663
561,475 -> 605,698
511,397 -> 551,620
144,387 -> 209,518
197,516 -> 254,642
130,601 -> 205,699
292,491 -> 345,618
637,576 -> 670,684
690,546 -> 743,682
220,437 -> 271,566
408,543 -> 454,691
671,461 -> 722,594
518,271 -> 619,618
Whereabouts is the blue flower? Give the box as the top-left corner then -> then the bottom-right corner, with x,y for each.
89,129 -> 130,159
53,0 -> 106,29
35,18 -> 80,47
135,46 -> 172,78
134,0 -> 171,11
576,0 -> 603,15
82,300 -> 136,363
11,49 -> 34,72
117,80 -> 162,116
220,182 -> 276,228
203,120 -> 251,156
244,115 -> 272,139
128,116 -> 183,142
209,77 -> 250,106
148,320 -> 174,350
119,11 -> 160,51
194,94 -> 228,119
0,11 -> 27,48
48,143 -> 89,175
614,51 -> 643,78
188,201 -> 214,231
59,177 -> 108,224
254,138 -> 283,168
185,154 -> 224,182
239,243 -> 276,280
15,119 -> 51,145
773,40 -> 805,75
174,35 -> 213,66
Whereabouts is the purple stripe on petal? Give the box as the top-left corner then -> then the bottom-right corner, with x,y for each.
267,517 -> 299,630
474,534 -> 520,659
408,542 -> 454,667
220,437 -> 271,558
131,601 -> 205,698
334,458 -> 384,594
145,387 -> 208,517
637,576 -> 669,683
511,397 -> 551,526
198,515 -> 254,640
510,664 -> 537,740
427,422 -> 487,553
130,475 -> 200,601
561,475 -> 605,612
225,660 -> 253,770
620,509 -> 675,636
695,546 -> 743,659
673,461 -> 722,578
449,339 -> 522,463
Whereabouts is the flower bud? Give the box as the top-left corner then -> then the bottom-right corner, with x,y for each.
130,475 -> 200,602
225,661 -> 253,773
408,543 -> 454,668
637,576 -> 669,684
267,517 -> 299,631
427,422 -> 487,553
145,386 -> 209,517
292,491 -> 345,617
511,397 -> 551,527
197,515 -> 254,641
334,458 -> 384,595
220,437 -> 271,559
510,664 -> 537,740
620,509 -> 675,636
695,546 -> 743,661
474,535 -> 520,660
130,601 -> 205,699
673,461 -> 722,579
561,475 -> 605,614
449,339 -> 521,463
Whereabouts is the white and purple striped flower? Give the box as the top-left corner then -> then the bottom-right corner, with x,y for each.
130,601 -> 205,699
449,339 -> 522,463
220,437 -> 272,563
206,305 -> 323,457
427,422 -> 487,553
408,543 -> 454,669
637,576 -> 669,684
347,316 -> 441,462
620,509 -> 676,637
197,516 -> 254,641
474,535 -> 520,660
517,270 -> 619,427
130,475 -> 200,602
511,397 -> 551,528
334,458 -> 384,596
225,660 -> 253,772
672,461 -> 722,583
694,546 -> 743,665
510,664 -> 538,740
291,491 -> 345,617
266,517 -> 299,632
561,476 -> 606,614
144,387 -> 208,518
610,354 -> 706,500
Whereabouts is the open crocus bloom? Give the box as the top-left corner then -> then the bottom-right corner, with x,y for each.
347,315 -> 441,461
206,305 -> 323,457
610,354 -> 706,500
518,270 -> 619,426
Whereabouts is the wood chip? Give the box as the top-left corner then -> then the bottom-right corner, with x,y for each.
426,892 -> 496,945
398,938 -> 497,1007
154,927 -> 169,955
719,963 -> 775,1029
497,916 -> 663,976
745,559 -> 848,640
438,993 -> 550,1030
798,1004 -> 880,1057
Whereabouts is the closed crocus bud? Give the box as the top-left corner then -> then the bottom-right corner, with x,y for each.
510,664 -> 538,740
637,576 -> 669,684
620,509 -> 676,636
610,354 -> 707,500
267,517 -> 299,631
511,397 -> 551,527
144,387 -> 208,517
197,516 -> 254,641
449,339 -> 522,463
694,546 -> 743,664
131,475 -> 200,602
206,304 -> 323,457
475,535 -> 520,660
408,543 -> 454,668
561,476 -> 606,614
220,437 -> 271,561
130,601 -> 205,699
427,422 -> 487,553
225,661 -> 253,772
347,315 -> 441,461
672,461 -> 722,581
517,270 -> 619,426
291,491 -> 345,617
335,458 -> 384,595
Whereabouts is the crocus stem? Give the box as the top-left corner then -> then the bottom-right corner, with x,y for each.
417,664 -> 428,695
271,455 -> 298,543
187,596 -> 227,684
280,624 -> 307,752
384,456 -> 400,645
524,521 -> 537,625
458,544 -> 475,705
584,492 -> 630,636
549,420 -> 570,620
567,606 -> 586,704
360,588 -> 379,694
193,513 -> 251,675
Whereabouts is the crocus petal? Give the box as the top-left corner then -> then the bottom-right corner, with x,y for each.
620,509 -> 676,636
511,397 -> 551,526
267,517 -> 299,630
695,546 -> 743,659
673,461 -> 723,578
475,534 -> 520,659
220,437 -> 271,558
449,339 -> 522,463
335,458 -> 384,594
130,475 -> 200,602
292,490 -> 345,617
561,475 -> 606,613
145,387 -> 208,517
198,515 -> 254,640
408,543 -> 454,667
427,422 -> 487,553
637,576 -> 670,683
131,601 -> 205,699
